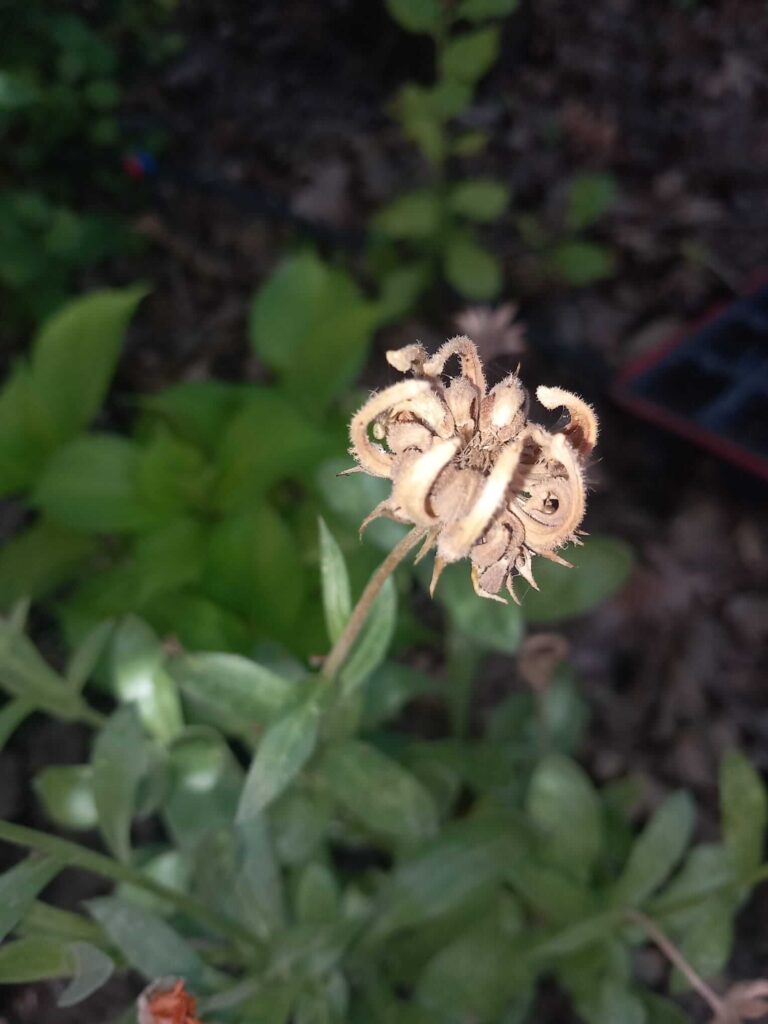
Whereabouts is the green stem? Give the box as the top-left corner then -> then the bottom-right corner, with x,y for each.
0,820 -> 260,952
321,527 -> 426,683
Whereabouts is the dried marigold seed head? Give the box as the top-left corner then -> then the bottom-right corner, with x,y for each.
348,335 -> 598,603
137,978 -> 204,1024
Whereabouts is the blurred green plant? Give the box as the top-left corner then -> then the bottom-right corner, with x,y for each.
0,2 -> 178,327
517,172 -> 619,287
0,259 -> 636,659
369,0 -> 516,307
0,254 -> 413,656
0,515 -> 762,1024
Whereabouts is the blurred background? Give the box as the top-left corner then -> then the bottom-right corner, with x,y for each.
1,0 -> 768,1020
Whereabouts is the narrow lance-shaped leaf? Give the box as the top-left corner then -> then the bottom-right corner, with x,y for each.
169,652 -> 294,737
0,938 -> 72,983
87,897 -> 211,986
720,749 -> 767,881
237,700 -> 320,822
319,739 -> 438,845
526,754 -> 603,880
340,576 -> 396,695
58,941 -> 114,1008
611,791 -> 695,908
318,517 -> 352,644
0,855 -> 61,943
91,705 -> 150,863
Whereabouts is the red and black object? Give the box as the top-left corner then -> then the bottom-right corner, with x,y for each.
614,282 -> 768,481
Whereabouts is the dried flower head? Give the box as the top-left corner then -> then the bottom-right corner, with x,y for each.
348,336 -> 598,602
138,979 -> 204,1024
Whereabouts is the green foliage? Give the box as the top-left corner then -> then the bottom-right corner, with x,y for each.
0,264 -> 389,659
515,172 -> 619,288
0,495 -> 763,1024
0,4 -> 176,327
373,0 -> 514,303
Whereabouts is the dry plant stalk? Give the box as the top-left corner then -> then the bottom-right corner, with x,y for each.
348,335 -> 598,603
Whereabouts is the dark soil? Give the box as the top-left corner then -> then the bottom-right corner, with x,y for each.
3,0 -> 768,1021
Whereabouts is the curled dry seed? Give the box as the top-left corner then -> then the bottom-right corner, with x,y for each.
348,335 -> 598,603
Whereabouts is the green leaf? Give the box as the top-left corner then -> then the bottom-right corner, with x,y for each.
215,390 -> 331,509
369,817 -> 521,940
131,518 -> 206,606
416,914 -> 528,1021
520,536 -> 634,624
371,191 -> 442,240
142,380 -> 243,456
272,791 -> 332,868
66,620 -> 114,693
393,84 -> 447,165
565,173 -> 618,232
0,365 -> 60,494
249,251 -> 377,410
34,434 -> 155,533
720,750 -> 767,881
91,705 -> 151,862
319,740 -> 438,844
444,232 -> 502,300
318,518 -> 352,644
0,937 -> 72,983
170,652 -> 294,738
30,286 -> 147,441
526,754 -> 603,879
237,701 -> 320,821
0,697 -> 34,750
592,978 -> 647,1024
0,856 -> 61,942
204,505 -> 306,640
163,729 -> 243,848
34,765 -> 98,830
458,0 -> 518,20
295,862 -> 340,925
374,263 -> 431,323
87,897 -> 209,984
0,521 -> 92,609
451,131 -> 488,156
137,427 -> 208,520
110,616 -> 183,744
432,561 -> 522,653
440,27 -> 500,82
385,0 -> 442,33
58,941 -> 114,1007
548,240 -> 615,286
361,661 -> 436,730
640,993 -> 688,1024
653,845 -> 735,991
448,179 -> 510,222
340,577 -> 397,695
612,792 -> 695,907
235,816 -> 286,935
316,457 -> 404,552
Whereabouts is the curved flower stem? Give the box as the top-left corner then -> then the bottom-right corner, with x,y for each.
627,909 -> 726,1019
0,819 -> 262,953
321,526 -> 426,683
